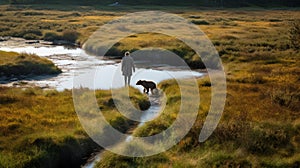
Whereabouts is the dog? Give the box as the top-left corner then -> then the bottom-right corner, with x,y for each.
136,80 -> 157,94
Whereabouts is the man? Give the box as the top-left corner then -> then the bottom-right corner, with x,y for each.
121,51 -> 135,86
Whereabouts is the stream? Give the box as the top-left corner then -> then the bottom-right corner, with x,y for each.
83,94 -> 163,168
0,38 -> 204,168
0,38 -> 204,92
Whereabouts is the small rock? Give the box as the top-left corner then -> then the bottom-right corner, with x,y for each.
25,40 -> 40,44
19,81 -> 28,85
12,82 -> 19,86
40,84 -> 50,89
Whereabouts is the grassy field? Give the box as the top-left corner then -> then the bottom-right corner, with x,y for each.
0,51 -> 61,78
91,8 -> 299,168
97,76 -> 300,167
0,5 -> 299,67
0,87 -> 149,167
0,4 -> 299,168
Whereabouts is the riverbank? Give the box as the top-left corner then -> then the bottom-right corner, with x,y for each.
83,92 -> 163,168
0,38 -> 205,91
0,50 -> 61,82
0,87 -> 150,167
96,75 -> 300,167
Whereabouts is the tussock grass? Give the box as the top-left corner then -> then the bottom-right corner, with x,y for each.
97,74 -> 299,167
0,87 -> 149,167
0,51 -> 61,78
93,9 -> 300,166
0,6 -> 299,167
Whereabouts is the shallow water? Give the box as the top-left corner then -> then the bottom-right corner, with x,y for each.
0,39 -> 204,91
83,93 -> 164,168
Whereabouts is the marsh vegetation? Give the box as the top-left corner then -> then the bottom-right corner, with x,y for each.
0,51 -> 61,80
0,87 -> 149,167
0,4 -> 299,168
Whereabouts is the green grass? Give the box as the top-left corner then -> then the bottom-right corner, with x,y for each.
0,51 -> 61,78
96,75 -> 300,167
1,5 -> 298,68
0,87 -> 149,167
90,9 -> 299,168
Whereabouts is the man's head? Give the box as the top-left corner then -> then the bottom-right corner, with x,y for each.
125,51 -> 130,56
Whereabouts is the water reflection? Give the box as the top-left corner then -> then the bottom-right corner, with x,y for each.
0,41 -> 204,91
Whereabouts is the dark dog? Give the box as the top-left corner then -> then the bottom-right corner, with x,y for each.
136,80 -> 157,94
